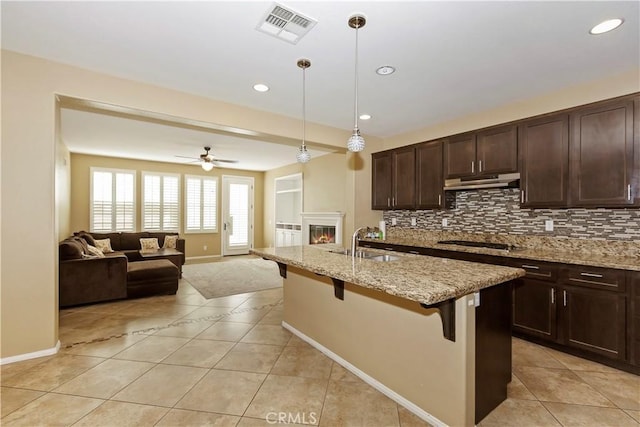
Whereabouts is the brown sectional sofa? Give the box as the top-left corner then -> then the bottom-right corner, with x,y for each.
59,232 -> 185,307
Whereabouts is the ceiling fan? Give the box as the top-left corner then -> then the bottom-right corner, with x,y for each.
176,146 -> 238,171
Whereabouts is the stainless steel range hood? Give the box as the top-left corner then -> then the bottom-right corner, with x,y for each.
444,172 -> 520,191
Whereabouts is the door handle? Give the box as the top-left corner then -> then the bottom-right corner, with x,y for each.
551,288 -> 555,304
479,160 -> 483,173
563,290 -> 567,307
521,190 -> 525,204
471,161 -> 475,173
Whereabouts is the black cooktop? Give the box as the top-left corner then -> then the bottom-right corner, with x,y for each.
437,240 -> 515,251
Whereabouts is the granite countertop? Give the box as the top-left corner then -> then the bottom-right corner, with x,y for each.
250,244 -> 524,306
362,236 -> 640,272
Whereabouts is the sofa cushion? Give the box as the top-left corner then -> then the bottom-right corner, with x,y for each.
127,260 -> 179,282
59,239 -> 84,260
121,232 -> 148,250
74,231 -> 96,246
94,238 -> 115,253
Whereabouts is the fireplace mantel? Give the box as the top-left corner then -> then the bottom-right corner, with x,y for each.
301,212 -> 345,245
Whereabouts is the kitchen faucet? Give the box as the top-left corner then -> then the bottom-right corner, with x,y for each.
351,226 -> 366,258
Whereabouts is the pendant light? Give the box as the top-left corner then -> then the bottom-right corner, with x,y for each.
346,14 -> 366,153
296,58 -> 311,163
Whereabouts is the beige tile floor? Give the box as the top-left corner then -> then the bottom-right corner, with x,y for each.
1,279 -> 638,426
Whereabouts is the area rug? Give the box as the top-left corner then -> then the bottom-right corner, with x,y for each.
182,257 -> 283,299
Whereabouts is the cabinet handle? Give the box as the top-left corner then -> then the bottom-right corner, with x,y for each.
384,247 -> 395,251
521,264 -> 540,270
628,184 -> 632,201
392,197 -> 395,207
471,161 -> 475,173
438,194 -> 442,205
409,250 -> 421,255
479,160 -> 483,172
551,288 -> 555,304
563,290 -> 567,307
387,198 -> 390,208
580,272 -> 603,278
521,190 -> 525,204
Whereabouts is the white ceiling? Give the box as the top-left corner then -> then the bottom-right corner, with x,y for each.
3,1 -> 639,171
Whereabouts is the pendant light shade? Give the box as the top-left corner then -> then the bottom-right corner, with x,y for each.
201,161 -> 214,172
296,58 -> 311,164
347,14 -> 366,153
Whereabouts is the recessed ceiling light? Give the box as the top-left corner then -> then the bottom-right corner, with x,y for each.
376,66 -> 395,76
359,114 -> 371,120
590,18 -> 623,35
253,83 -> 270,92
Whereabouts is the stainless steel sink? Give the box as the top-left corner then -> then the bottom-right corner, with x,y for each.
329,249 -> 400,262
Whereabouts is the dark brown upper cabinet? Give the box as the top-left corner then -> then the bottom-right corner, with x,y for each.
371,147 -> 416,210
519,114 -> 570,208
415,140 -> 444,209
444,125 -> 518,179
371,151 -> 393,210
569,97 -> 637,207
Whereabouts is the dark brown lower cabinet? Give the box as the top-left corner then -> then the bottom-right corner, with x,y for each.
512,278 -> 557,340
560,286 -> 627,360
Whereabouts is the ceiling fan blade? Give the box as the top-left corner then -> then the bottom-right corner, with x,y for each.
175,155 -> 200,160
211,158 -> 238,163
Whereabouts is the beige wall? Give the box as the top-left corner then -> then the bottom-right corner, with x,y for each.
0,50 -> 351,359
69,153 -> 264,258
1,47 -> 637,360
384,68 -> 640,149
284,267 -> 476,426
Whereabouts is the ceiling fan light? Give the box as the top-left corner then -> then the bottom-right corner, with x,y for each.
347,129 -> 365,152
201,161 -> 214,171
296,146 -> 311,163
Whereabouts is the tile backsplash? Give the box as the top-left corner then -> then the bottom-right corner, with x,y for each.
383,188 -> 640,242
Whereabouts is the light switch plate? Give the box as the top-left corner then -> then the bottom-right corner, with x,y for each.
411,218 -> 417,226
545,220 -> 554,231
442,218 -> 448,227
391,217 -> 397,226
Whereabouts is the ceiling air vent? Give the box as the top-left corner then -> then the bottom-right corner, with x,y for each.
256,2 -> 317,44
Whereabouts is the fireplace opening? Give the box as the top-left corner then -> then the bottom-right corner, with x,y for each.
309,225 -> 336,244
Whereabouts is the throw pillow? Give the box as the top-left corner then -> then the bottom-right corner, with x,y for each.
86,244 -> 105,258
140,238 -> 160,253
163,235 -> 179,249
94,238 -> 114,253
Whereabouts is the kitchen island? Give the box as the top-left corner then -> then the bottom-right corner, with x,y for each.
251,244 -> 525,426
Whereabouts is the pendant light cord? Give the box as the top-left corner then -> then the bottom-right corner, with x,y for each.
302,65 -> 307,149
353,23 -> 359,130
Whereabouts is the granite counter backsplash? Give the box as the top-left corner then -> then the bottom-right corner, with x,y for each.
251,245 -> 524,306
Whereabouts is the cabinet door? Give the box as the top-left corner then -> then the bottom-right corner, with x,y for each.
444,134 -> 476,178
512,278 -> 557,341
570,99 -> 635,207
392,146 -> 416,209
630,272 -> 639,366
476,125 -> 518,176
560,286 -> 627,361
416,140 -> 443,209
371,152 -> 393,210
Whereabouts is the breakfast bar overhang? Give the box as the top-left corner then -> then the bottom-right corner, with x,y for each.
251,245 -> 525,426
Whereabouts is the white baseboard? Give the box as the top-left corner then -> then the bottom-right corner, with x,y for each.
185,255 -> 222,262
0,340 -> 60,365
282,322 -> 447,427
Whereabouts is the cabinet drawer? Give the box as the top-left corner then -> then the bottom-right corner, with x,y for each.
560,266 -> 626,292
506,259 -> 558,282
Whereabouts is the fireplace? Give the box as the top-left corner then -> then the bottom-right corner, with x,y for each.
309,225 -> 336,245
301,212 -> 344,245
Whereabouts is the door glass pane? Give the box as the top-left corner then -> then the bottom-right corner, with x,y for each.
228,183 -> 248,246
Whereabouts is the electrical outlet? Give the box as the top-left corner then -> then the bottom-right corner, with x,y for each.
442,218 -> 448,227
391,217 -> 397,226
411,217 -> 417,226
545,220 -> 554,232
203,245 -> 207,251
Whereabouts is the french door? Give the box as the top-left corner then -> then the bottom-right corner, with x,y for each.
222,176 -> 254,256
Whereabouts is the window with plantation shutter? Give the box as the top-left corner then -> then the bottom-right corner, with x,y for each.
90,168 -> 136,232
185,175 -> 217,233
142,172 -> 180,232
